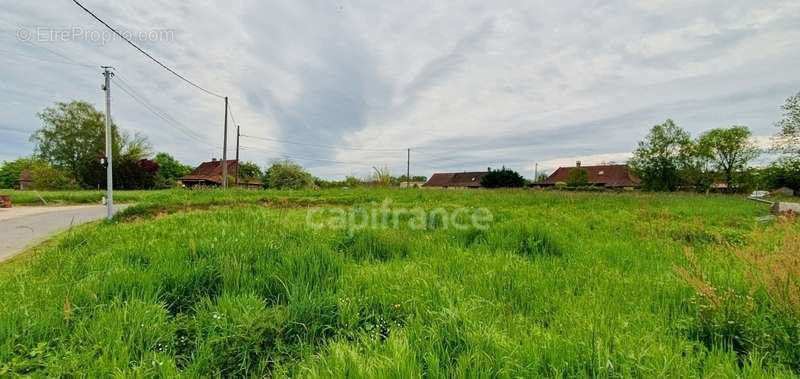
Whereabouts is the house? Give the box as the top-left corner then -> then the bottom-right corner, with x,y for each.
18,170 -> 33,190
423,172 -> 488,189
539,162 -> 640,189
180,159 -> 263,189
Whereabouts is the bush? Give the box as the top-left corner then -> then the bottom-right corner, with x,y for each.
480,167 -> 525,188
264,160 -> 313,190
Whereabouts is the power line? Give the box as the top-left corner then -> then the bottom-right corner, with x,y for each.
71,0 -> 225,99
20,38 -> 96,68
239,145 -> 405,167
240,134 -> 406,152
113,73 -> 217,149
227,102 -> 238,128
114,82 -> 214,149
0,48 -> 95,69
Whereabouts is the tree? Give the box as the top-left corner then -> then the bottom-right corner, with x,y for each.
696,126 -> 759,191
154,153 -> 192,188
0,158 -> 74,190
630,119 -> 692,191
774,91 -> 800,156
114,158 -> 158,189
27,162 -> 75,190
31,101 -> 152,189
236,161 -> 263,186
32,101 -> 118,184
263,160 -> 313,189
566,168 -> 589,187
679,141 -> 715,192
764,158 -> 800,192
0,158 -> 36,188
480,167 -> 525,188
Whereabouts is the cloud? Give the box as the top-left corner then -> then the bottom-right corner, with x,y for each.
1,0 -> 799,178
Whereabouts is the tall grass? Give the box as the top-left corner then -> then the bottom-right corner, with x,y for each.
0,189 -> 797,377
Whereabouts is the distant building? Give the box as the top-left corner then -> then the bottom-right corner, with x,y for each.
539,162 -> 640,189
180,159 -> 262,189
423,172 -> 488,189
18,170 -> 33,190
399,181 -> 425,188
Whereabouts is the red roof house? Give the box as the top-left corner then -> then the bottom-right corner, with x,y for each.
423,172 -> 488,188
540,162 -> 640,188
180,159 -> 262,189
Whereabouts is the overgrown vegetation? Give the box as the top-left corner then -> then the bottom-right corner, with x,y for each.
1,189 -> 797,377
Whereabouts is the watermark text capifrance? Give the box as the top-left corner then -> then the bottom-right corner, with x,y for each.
16,26 -> 175,45
306,199 -> 493,232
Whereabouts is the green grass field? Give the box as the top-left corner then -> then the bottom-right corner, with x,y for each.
1,189 -> 798,377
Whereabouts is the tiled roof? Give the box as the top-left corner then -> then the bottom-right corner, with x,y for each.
542,164 -> 640,187
423,172 -> 488,187
181,160 -> 238,184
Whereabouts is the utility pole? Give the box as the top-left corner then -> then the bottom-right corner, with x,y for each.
534,162 -> 538,182
222,96 -> 228,188
102,66 -> 114,220
235,125 -> 240,187
406,148 -> 410,188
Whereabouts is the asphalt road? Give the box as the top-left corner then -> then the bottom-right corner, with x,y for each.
0,205 -> 127,262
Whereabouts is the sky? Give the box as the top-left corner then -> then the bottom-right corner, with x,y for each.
1,0 -> 799,179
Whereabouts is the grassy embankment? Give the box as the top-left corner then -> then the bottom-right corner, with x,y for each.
0,189 -> 798,377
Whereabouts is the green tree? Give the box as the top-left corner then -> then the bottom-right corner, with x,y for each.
680,141 -> 715,192
236,161 -> 263,186
764,158 -> 800,193
0,158 -> 75,190
696,126 -> 759,192
630,119 -> 692,191
480,167 -> 525,188
27,162 -> 75,190
154,153 -> 192,187
566,168 -> 589,187
774,91 -> 800,156
31,101 -> 152,188
263,160 -> 313,189
32,101 -> 119,184
0,158 -> 36,188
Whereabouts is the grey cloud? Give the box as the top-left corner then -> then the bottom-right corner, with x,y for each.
1,1 -> 798,178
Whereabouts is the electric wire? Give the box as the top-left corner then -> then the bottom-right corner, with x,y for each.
113,73 -> 217,150
240,134 -> 406,152
239,145 -> 405,168
72,0 -> 225,99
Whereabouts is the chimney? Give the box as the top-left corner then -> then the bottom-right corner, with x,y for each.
576,161 -> 581,168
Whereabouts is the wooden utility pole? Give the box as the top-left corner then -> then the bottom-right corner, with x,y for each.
406,148 -> 410,187
235,125 -> 240,187
222,96 -> 229,188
